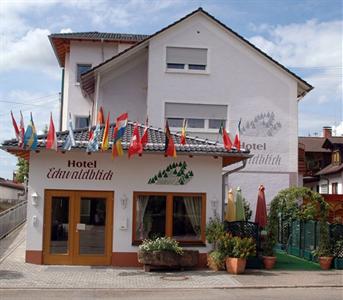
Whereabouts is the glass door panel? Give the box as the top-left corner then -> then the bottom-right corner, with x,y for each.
78,197 -> 106,255
50,196 -> 70,254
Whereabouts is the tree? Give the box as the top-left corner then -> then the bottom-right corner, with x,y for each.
15,158 -> 29,183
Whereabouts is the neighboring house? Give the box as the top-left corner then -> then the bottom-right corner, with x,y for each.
50,7 -> 312,211
0,178 -> 25,207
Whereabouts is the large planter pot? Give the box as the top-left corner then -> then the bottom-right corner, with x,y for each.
334,257 -> 343,270
263,256 -> 277,270
137,250 -> 199,272
225,257 -> 247,274
318,257 -> 333,270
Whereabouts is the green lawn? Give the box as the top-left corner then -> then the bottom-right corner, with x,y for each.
274,251 -> 321,270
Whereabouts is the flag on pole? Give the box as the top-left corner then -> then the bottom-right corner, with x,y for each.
141,117 -> 149,147
101,112 -> 110,151
10,111 -> 20,141
111,113 -> 128,159
165,121 -> 176,157
98,106 -> 105,125
19,111 -> 25,148
180,119 -> 187,145
24,113 -> 38,150
219,123 -> 232,151
233,119 -> 241,151
128,123 -> 142,158
87,110 -> 102,152
46,113 -> 57,151
88,113 -> 93,140
62,113 -> 76,151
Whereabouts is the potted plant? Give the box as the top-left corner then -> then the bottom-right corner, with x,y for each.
225,236 -> 256,274
333,240 -> 343,270
262,202 -> 278,269
313,221 -> 333,270
137,237 -> 199,271
206,217 -> 226,271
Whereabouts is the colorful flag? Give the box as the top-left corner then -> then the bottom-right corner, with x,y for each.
101,112 -> 110,151
112,139 -> 124,158
62,113 -> 76,151
233,119 -> 241,151
219,123 -> 232,151
18,111 -> 25,148
141,117 -> 149,147
98,106 -> 105,125
180,119 -> 187,145
46,113 -> 57,151
10,111 -> 20,141
114,112 -> 128,141
165,121 -> 176,157
128,123 -> 142,158
23,113 -> 38,150
88,113 -> 93,140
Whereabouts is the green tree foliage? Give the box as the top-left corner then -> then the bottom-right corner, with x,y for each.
15,158 -> 29,183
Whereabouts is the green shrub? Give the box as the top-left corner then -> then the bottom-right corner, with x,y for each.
206,217 -> 226,250
138,237 -> 183,255
230,236 -> 256,259
208,250 -> 226,270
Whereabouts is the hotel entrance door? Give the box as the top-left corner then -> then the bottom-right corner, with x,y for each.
43,190 -> 113,265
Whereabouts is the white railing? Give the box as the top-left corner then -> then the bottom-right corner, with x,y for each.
0,201 -> 27,239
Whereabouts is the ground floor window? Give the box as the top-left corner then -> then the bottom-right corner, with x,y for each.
133,192 -> 206,245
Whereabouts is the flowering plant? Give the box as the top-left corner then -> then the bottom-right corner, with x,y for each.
139,237 -> 183,255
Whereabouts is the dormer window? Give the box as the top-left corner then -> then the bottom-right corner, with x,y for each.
166,47 -> 207,72
332,150 -> 341,165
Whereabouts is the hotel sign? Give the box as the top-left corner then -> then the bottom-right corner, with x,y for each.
46,160 -> 114,181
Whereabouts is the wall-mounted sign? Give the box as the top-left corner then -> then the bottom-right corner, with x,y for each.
148,161 -> 193,185
46,160 -> 113,181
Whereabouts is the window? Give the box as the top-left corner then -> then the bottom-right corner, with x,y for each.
187,118 -> 205,129
321,184 -> 328,194
332,183 -> 338,194
166,47 -> 207,71
209,119 -> 226,129
76,64 -> 92,83
133,192 -> 206,245
75,116 -> 89,129
167,118 -> 183,128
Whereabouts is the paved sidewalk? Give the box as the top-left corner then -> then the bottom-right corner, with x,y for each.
0,224 -> 342,289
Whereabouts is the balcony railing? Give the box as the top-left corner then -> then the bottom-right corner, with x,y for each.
0,201 -> 27,239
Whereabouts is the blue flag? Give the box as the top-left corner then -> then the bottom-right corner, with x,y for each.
87,122 -> 100,152
24,113 -> 38,150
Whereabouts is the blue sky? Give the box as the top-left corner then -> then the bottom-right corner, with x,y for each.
0,0 -> 342,179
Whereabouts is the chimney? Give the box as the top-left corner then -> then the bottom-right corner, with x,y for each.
323,126 -> 332,138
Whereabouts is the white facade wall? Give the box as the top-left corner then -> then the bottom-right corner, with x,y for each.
27,150 -> 222,253
319,173 -> 343,194
146,14 -> 299,215
62,41 -> 133,130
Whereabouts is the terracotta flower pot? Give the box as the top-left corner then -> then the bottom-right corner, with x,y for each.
225,257 -> 246,274
318,257 -> 333,270
263,256 -> 277,270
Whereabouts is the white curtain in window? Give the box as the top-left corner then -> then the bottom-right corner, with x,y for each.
137,196 -> 149,239
184,196 -> 201,236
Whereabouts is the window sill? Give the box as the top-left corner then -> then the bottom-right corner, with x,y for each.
132,240 -> 206,247
165,69 -> 209,75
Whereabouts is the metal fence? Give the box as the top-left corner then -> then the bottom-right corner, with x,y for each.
0,201 -> 27,239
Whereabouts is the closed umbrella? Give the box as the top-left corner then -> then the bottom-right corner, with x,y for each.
255,185 -> 267,228
235,187 -> 245,221
225,189 -> 236,222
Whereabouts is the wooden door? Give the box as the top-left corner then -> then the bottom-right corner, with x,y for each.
43,190 -> 113,265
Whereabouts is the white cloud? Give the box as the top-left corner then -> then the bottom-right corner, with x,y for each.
60,28 -> 73,33
333,121 -> 343,136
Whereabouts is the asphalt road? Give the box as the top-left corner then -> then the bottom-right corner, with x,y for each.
1,287 -> 342,300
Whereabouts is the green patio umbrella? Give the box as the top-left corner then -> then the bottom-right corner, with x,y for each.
235,187 -> 246,221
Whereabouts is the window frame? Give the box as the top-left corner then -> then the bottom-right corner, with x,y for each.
76,63 -> 92,83
132,191 -> 206,246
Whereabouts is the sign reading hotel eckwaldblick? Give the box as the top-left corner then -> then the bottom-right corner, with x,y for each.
46,160 -> 113,181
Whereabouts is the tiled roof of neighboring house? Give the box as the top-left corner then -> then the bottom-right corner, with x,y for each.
0,178 -> 24,190
316,163 -> 343,176
299,136 -> 343,153
1,122 -> 251,165
80,7 -> 313,97
49,32 -> 149,67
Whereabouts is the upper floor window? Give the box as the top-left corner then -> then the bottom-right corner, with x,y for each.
166,47 -> 207,72
332,182 -> 338,194
332,150 -> 341,165
75,115 -> 89,129
76,64 -> 92,83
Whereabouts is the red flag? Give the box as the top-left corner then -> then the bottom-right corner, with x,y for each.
10,111 -> 20,140
141,117 -> 149,147
165,121 -> 176,157
220,123 -> 232,151
19,111 -> 25,148
88,114 -> 93,140
128,123 -> 143,158
233,119 -> 241,151
180,119 -> 187,145
46,113 -> 57,151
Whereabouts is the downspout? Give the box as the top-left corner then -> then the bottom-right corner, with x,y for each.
221,160 -> 248,221
59,68 -> 65,131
